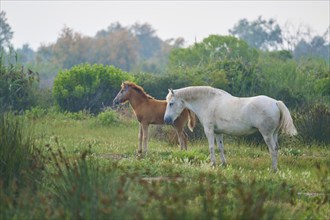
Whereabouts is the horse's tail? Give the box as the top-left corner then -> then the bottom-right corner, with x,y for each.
276,101 -> 297,136
187,109 -> 196,132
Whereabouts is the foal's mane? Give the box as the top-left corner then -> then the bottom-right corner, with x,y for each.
123,81 -> 154,99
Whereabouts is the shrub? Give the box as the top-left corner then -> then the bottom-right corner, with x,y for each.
97,109 -> 119,126
64,110 -> 92,120
295,104 -> 330,145
53,63 -> 134,113
0,51 -> 39,113
24,106 -> 48,120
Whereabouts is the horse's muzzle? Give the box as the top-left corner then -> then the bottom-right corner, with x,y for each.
164,116 -> 173,124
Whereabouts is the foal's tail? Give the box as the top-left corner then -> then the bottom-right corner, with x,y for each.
276,101 -> 298,136
187,110 -> 196,132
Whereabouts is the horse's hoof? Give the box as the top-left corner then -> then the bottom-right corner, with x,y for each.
221,163 -> 227,168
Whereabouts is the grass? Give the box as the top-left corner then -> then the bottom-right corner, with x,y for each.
1,111 -> 329,219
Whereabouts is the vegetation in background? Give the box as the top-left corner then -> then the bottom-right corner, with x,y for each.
0,11 -> 14,50
0,51 -> 39,113
229,16 -> 283,50
53,63 -> 133,113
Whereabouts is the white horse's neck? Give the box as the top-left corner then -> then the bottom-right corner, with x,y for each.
175,86 -> 230,123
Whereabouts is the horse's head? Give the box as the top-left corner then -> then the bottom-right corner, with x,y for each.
164,89 -> 186,124
113,82 -> 131,106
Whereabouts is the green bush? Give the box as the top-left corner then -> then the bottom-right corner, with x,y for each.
97,109 -> 119,126
64,110 -> 92,120
295,104 -> 330,145
53,63 -> 134,113
167,35 -> 260,96
24,106 -> 48,120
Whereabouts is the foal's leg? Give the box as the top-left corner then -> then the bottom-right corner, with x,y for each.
174,122 -> 187,150
215,134 -> 227,166
138,123 -> 143,154
204,126 -> 216,167
141,123 -> 149,154
174,127 -> 187,150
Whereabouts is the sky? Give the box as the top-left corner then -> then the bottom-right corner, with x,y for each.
1,1 -> 329,50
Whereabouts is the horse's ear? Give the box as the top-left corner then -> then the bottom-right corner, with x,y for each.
169,88 -> 174,95
122,81 -> 127,88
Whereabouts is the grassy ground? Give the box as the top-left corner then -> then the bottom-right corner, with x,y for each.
1,112 -> 329,219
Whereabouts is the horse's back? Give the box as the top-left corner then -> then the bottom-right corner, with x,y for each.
211,95 -> 281,135
242,96 -> 281,132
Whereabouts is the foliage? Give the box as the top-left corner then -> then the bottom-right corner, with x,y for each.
96,108 -> 119,126
16,44 -> 35,64
53,63 -> 133,113
0,51 -> 39,113
0,11 -> 13,50
167,35 -> 260,96
293,36 -> 330,62
255,52 -> 329,107
0,113 -> 42,189
295,104 -> 330,145
229,16 -> 283,50
135,72 -> 193,99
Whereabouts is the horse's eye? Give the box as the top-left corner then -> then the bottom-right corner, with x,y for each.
169,102 -> 174,107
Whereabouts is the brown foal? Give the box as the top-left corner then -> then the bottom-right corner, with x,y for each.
113,81 -> 196,154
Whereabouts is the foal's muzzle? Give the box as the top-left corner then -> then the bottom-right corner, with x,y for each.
164,116 -> 173,124
113,98 -> 120,107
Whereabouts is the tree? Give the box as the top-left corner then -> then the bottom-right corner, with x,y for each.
0,11 -> 14,50
229,16 -> 282,50
131,23 -> 162,59
16,44 -> 35,64
168,35 -> 260,96
52,26 -> 92,69
92,27 -> 139,71
293,35 -> 330,61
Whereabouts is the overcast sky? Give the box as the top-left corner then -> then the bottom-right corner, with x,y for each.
1,1 -> 329,50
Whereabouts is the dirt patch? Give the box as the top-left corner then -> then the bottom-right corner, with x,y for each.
96,153 -> 125,160
141,176 -> 183,183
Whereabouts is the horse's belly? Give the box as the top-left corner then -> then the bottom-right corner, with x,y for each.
214,123 -> 257,136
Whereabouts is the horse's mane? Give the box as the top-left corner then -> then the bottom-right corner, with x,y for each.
123,81 -> 154,99
167,86 -> 230,101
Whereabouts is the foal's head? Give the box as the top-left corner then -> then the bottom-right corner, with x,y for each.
113,81 -> 153,106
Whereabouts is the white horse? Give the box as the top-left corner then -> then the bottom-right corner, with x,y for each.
164,86 -> 297,172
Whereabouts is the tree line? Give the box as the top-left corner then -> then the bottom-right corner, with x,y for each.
0,11 -> 329,144
1,11 -> 329,88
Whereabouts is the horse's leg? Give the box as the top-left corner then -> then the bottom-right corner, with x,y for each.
204,126 -> 216,167
142,123 -> 149,154
138,123 -> 143,154
262,133 -> 278,172
215,134 -> 227,166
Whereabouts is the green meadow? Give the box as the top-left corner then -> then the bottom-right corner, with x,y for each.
1,110 -> 329,219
